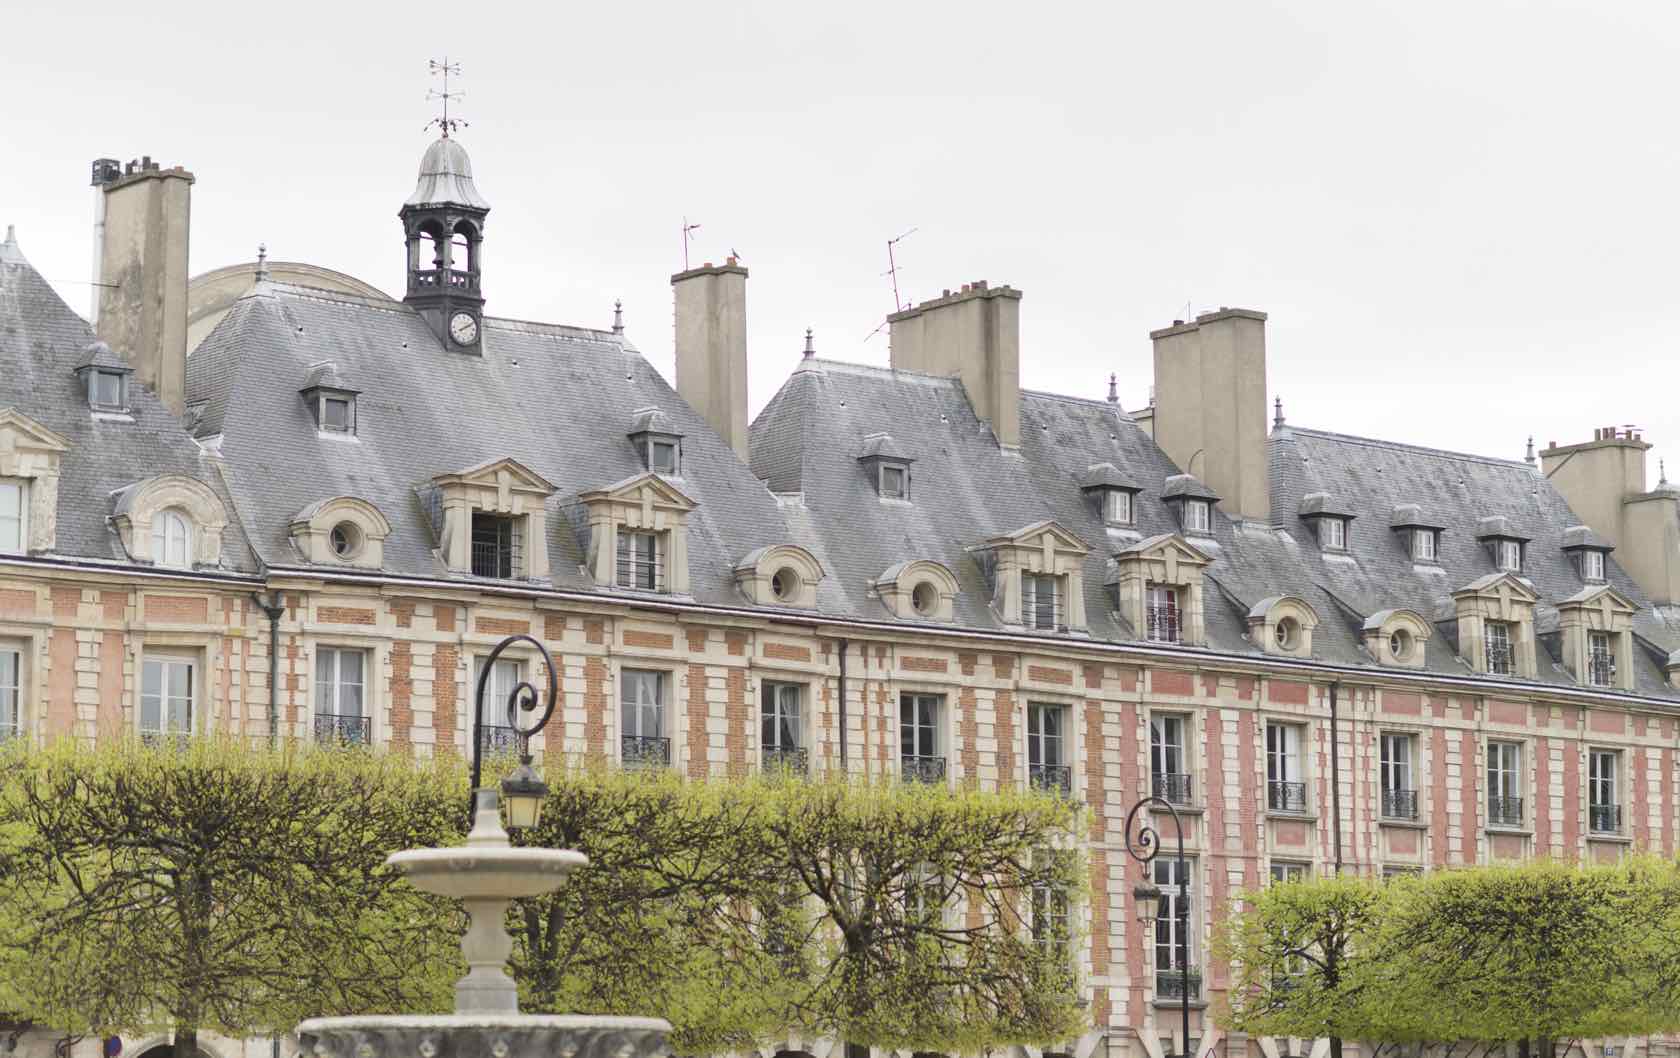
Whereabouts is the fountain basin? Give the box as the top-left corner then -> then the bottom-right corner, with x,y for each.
388,848 -> 589,900
296,1015 -> 671,1058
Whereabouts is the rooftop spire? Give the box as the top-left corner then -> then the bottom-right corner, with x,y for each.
1662,459 -> 1670,487
803,327 -> 815,358
1273,396 -> 1285,429
1106,373 -> 1118,404
1524,436 -> 1535,466
612,299 -> 624,335
254,242 -> 270,283
425,57 -> 467,138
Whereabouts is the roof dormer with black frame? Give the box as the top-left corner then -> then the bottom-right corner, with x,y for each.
1298,491 -> 1355,555
73,341 -> 133,418
1475,515 -> 1532,575
628,407 -> 684,477
857,431 -> 914,502
300,362 -> 360,437
1161,474 -> 1219,538
1390,503 -> 1445,564
1080,462 -> 1142,529
1561,525 -> 1614,585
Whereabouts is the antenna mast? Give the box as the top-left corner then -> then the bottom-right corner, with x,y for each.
682,217 -> 701,271
884,227 -> 917,313
425,57 -> 468,137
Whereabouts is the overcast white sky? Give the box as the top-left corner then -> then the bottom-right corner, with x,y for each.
6,0 -> 1677,480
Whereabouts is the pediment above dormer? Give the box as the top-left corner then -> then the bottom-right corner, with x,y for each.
1452,571 -> 1540,607
436,456 -> 557,496
1113,532 -> 1213,585
0,408 -> 70,478
978,519 -> 1090,557
1556,583 -> 1638,615
579,471 -> 698,513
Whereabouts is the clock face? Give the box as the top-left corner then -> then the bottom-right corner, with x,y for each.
449,312 -> 479,346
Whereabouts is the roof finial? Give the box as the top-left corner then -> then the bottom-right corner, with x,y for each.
1273,396 -> 1285,429
612,299 -> 624,335
1661,459 -> 1669,487
803,327 -> 815,358
425,57 -> 468,138
254,243 -> 269,282
1524,436 -> 1535,466
1106,373 -> 1119,404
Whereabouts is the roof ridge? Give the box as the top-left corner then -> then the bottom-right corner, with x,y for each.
805,357 -> 959,385
1022,387 -> 1134,414
268,283 -> 413,315
1288,425 -> 1531,469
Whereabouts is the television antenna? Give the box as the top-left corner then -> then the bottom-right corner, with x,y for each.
682,217 -> 701,270
425,57 -> 468,138
884,227 -> 917,313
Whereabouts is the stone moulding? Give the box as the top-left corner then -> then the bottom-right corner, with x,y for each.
295,1015 -> 672,1058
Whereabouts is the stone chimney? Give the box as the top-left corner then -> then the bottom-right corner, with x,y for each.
1541,428 -> 1680,605
92,156 -> 194,416
888,281 -> 1021,448
671,258 -> 749,459
1150,308 -> 1270,523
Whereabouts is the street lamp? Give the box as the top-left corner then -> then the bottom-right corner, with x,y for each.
471,633 -> 560,829
1123,795 -> 1191,1058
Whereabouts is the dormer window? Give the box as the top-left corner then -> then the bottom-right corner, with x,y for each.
1391,505 -> 1445,564
321,395 -> 354,433
300,362 -> 360,437
857,432 -> 915,502
470,512 -> 521,579
1105,489 -> 1133,525
1080,463 -> 1142,527
1162,474 -> 1218,536
90,369 -> 128,411
1319,518 -> 1346,551
1413,529 -> 1438,561
0,480 -> 25,554
1584,551 -> 1605,582
1184,499 -> 1210,533
1476,517 -> 1530,575
1022,572 -> 1062,629
650,440 -> 679,475
880,463 -> 910,500
152,509 -> 193,569
628,407 -> 685,478
1562,526 -> 1613,584
1496,540 -> 1522,572
617,530 -> 662,590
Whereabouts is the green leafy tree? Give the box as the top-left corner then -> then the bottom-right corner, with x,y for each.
0,739 -> 464,1057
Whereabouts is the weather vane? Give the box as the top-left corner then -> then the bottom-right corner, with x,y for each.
425,57 -> 468,138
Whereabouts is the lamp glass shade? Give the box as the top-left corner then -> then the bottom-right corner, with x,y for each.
1132,882 -> 1165,923
501,762 -> 549,830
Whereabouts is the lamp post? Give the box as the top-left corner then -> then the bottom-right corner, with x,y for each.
1124,795 -> 1191,1058
470,633 -> 560,827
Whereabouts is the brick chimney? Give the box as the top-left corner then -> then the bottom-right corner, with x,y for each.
92,156 -> 194,416
671,258 -> 749,459
1541,428 -> 1680,605
888,281 -> 1021,448
1150,308 -> 1270,523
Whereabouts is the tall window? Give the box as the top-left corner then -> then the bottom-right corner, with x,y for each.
1380,733 -> 1417,819
621,668 -> 669,767
1031,869 -> 1071,959
141,654 -> 194,740
1266,722 -> 1306,812
470,513 -> 521,579
1146,584 -> 1181,643
1104,490 -> 1133,525
473,657 -> 524,753
0,646 -> 18,738
1022,572 -> 1060,629
1151,714 -> 1190,803
152,509 -> 192,568
313,647 -> 367,744
1413,529 -> 1437,562
1583,551 -> 1606,582
1183,500 -> 1210,533
1589,749 -> 1621,834
1319,518 -> 1347,551
616,530 -> 660,590
761,681 -> 805,772
1588,631 -> 1616,687
1027,702 -> 1069,795
1484,620 -> 1513,676
1496,540 -> 1522,572
900,693 -> 944,782
0,481 -> 24,553
1152,857 -> 1197,994
1487,741 -> 1523,826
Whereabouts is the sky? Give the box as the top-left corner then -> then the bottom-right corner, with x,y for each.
6,0 -> 1678,483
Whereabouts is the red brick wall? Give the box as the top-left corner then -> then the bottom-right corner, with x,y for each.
434,645 -> 459,754
145,594 -> 207,624
995,690 -> 1016,786
686,664 -> 709,779
584,656 -> 608,757
319,606 -> 376,626
476,616 -> 529,636
727,668 -> 747,775
389,642 -> 412,750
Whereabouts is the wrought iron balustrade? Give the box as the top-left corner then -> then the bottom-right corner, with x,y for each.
901,754 -> 947,784
1488,794 -> 1524,827
1155,967 -> 1202,999
471,541 -> 515,579
1382,788 -> 1419,820
1485,639 -> 1514,676
478,724 -> 521,755
622,734 -> 671,769
1152,771 -> 1193,805
314,713 -> 370,745
1588,650 -> 1616,687
762,746 -> 809,776
1145,605 -> 1182,643
1267,780 -> 1307,813
1029,763 -> 1073,797
1589,803 -> 1622,834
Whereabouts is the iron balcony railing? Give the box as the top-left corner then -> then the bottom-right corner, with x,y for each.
1382,788 -> 1419,820
1488,794 -> 1524,827
314,713 -> 370,745
1485,638 -> 1514,676
1267,780 -> 1308,813
408,268 -> 479,293
1152,771 -> 1193,805
478,724 -> 522,755
1145,605 -> 1182,643
1589,803 -> 1623,834
471,541 -> 515,579
622,734 -> 672,769
1029,763 -> 1073,797
1155,967 -> 1202,999
1588,650 -> 1616,687
901,754 -> 948,784
762,746 -> 809,776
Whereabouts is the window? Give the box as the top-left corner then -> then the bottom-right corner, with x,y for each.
470,513 -> 521,579
1146,584 -> 1181,643
1183,499 -> 1210,534
473,656 -> 524,754
152,509 -> 192,568
141,654 -> 194,740
1496,540 -> 1522,572
1152,857 -> 1197,996
1380,733 -> 1417,819
1589,750 -> 1621,834
761,681 -> 805,772
1266,722 -> 1306,812
0,480 -> 24,553
879,463 -> 908,500
1484,620 -> 1513,676
1487,741 -> 1523,826
329,522 -> 362,560
1412,529 -> 1437,562
1027,702 -> 1069,795
1588,631 -> 1616,687
650,440 -> 679,475
904,862 -> 943,927
1383,865 -> 1422,881
315,647 -> 368,744
1274,617 -> 1300,651
621,668 -> 669,767
1022,572 -> 1060,629
900,692 -> 944,782
1104,489 -> 1133,525
616,530 -> 661,591
0,646 -> 18,738
1319,518 -> 1347,551
1583,551 -> 1606,582
90,369 -> 126,410
1269,861 -> 1308,885
321,396 -> 354,433
1388,627 -> 1414,662
1150,714 -> 1190,803
1031,873 -> 1071,958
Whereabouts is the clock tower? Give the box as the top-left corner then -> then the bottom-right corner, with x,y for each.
399,132 -> 489,355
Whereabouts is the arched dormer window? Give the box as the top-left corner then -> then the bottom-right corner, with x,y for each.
111,474 -> 229,570
152,509 -> 192,569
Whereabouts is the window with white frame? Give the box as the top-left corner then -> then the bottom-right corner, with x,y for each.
320,395 -> 355,434
1151,714 -> 1190,803
1583,551 -> 1606,582
616,530 -> 662,591
1104,489 -> 1133,526
473,656 -> 524,754
152,509 -> 192,569
649,440 -> 680,476
1319,517 -> 1347,551
1027,702 -> 1069,795
1412,529 -> 1437,562
1183,499 -> 1210,534
1380,733 -> 1417,819
1146,583 -> 1182,643
1021,572 -> 1061,629
761,680 -> 804,771
1152,857 -> 1196,986
1496,540 -> 1523,572
1487,741 -> 1523,826
1269,861 -> 1308,884
1588,631 -> 1616,687
0,480 -> 24,554
89,369 -> 127,411
900,692 -> 944,781
1030,855 -> 1071,958
141,654 -> 194,740
1266,722 -> 1306,812
0,645 -> 19,738
621,668 -> 669,767
1589,749 -> 1621,834
315,647 -> 368,744
1484,620 -> 1514,676
879,463 -> 909,501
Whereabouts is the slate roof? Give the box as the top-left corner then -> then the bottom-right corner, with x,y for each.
0,235 -> 255,570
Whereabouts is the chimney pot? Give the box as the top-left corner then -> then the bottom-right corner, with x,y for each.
888,276 -> 1022,447
671,262 -> 749,458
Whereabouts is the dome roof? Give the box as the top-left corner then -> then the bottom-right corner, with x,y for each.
404,136 -> 490,211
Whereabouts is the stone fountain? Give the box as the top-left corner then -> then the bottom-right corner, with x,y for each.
296,789 -> 671,1058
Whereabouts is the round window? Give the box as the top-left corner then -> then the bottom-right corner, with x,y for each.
770,567 -> 797,602
329,522 -> 362,559
1274,618 -> 1297,651
911,580 -> 937,615
1389,628 -> 1412,661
